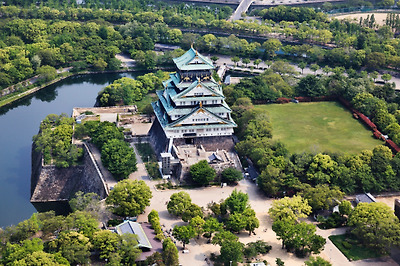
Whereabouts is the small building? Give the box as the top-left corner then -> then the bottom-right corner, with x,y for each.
114,221 -> 163,261
115,221 -> 152,250
355,193 -> 377,205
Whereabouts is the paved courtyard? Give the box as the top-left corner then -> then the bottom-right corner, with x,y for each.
127,144 -> 399,266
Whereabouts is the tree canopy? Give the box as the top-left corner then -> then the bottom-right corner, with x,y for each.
348,202 -> 400,254
189,160 -> 216,185
106,180 -> 152,217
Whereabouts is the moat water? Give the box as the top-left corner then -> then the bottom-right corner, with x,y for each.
0,72 -> 141,227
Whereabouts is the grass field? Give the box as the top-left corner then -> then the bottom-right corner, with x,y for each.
329,234 -> 382,261
255,102 -> 383,154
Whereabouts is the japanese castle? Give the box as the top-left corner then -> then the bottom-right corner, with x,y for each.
151,47 -> 236,141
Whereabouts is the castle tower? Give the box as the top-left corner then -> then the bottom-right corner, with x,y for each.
151,47 -> 236,140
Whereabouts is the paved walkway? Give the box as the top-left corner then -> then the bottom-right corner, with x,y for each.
85,142 -> 117,190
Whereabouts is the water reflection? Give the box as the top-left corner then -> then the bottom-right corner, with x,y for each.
0,71 -> 141,227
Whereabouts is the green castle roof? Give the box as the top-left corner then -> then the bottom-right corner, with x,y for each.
173,47 -> 215,71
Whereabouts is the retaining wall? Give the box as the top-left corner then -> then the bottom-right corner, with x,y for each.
30,143 -> 108,214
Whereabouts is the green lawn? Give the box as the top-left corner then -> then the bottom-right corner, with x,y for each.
255,102 -> 382,154
329,234 -> 382,261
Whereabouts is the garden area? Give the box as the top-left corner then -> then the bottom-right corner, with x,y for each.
255,102 -> 382,154
329,234 -> 382,261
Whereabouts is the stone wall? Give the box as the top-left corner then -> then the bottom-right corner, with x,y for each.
148,119 -> 169,158
173,135 -> 236,152
30,143 -> 108,214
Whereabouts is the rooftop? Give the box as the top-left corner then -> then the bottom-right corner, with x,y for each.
175,144 -> 233,168
173,47 -> 214,71
115,221 -> 152,250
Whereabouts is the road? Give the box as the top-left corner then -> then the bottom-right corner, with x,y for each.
229,0 -> 254,21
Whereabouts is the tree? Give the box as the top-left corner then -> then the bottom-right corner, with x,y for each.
47,231 -> 92,265
106,180 -> 152,217
181,203 -> 203,222
1,238 -> 44,265
269,196 -> 312,223
144,50 -> 156,70
219,240 -> 244,265
189,160 -> 216,185
202,217 -> 223,240
69,191 -> 101,213
189,216 -> 205,238
231,56 -> 240,67
93,58 -> 107,71
271,60 -> 297,76
31,55 -> 41,70
225,189 -> 249,214
242,58 -> 251,67
263,38 -> 282,58
381,0 -> 394,7
305,256 -> 332,266
167,191 -> 192,217
162,238 -> 179,266
296,75 -> 326,97
65,211 -> 99,239
276,258 -> 285,266
101,139 -> 137,180
348,202 -> 400,254
265,60 -> 273,68
221,167 -> 243,184
119,234 -> 142,265
212,230 -> 239,246
244,241 -> 272,259
382,73 -> 392,83
299,184 -> 344,212
370,71 -> 378,82
254,58 -> 262,69
14,251 -> 69,265
7,214 -> 40,243
172,225 -> 196,249
310,63 -> 320,74
37,65 -> 57,82
298,61 -> 307,74
339,200 -> 352,216
93,230 -> 121,260
322,66 -> 332,75
210,55 -> 219,64
226,212 -> 246,233
285,222 -> 326,257
107,58 -> 122,70
145,252 -> 165,266
243,208 -> 260,235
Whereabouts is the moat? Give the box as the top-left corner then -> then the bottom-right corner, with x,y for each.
0,72 -> 141,227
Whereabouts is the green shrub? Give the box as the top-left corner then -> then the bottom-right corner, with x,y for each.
156,233 -> 165,241
342,241 -> 352,250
